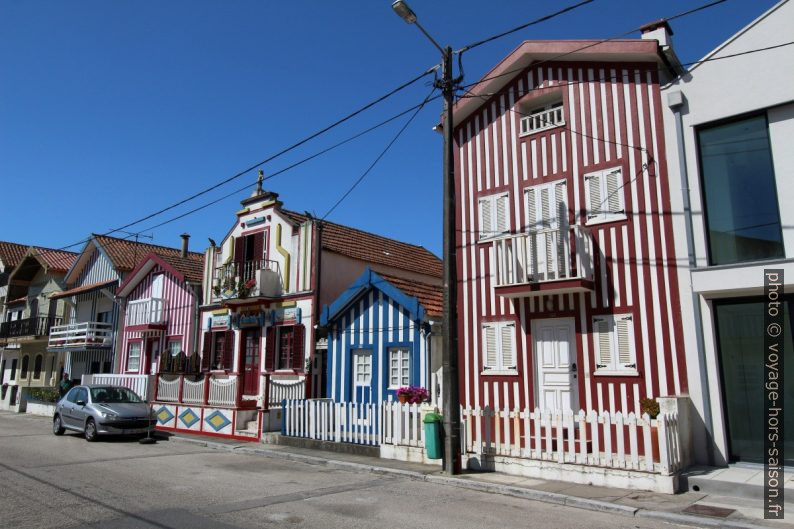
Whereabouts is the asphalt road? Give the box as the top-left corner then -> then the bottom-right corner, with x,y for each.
0,411 -> 676,529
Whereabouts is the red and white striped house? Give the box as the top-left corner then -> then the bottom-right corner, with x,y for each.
453,33 -> 688,436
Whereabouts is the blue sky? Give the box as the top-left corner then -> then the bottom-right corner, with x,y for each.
0,0 -> 777,257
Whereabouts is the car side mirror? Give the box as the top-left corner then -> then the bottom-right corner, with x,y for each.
76,400 -> 86,406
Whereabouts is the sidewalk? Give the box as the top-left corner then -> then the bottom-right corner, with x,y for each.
164,431 -> 791,529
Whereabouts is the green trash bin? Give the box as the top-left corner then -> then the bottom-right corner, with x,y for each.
423,412 -> 443,460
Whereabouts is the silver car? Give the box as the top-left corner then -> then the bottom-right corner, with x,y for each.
53,385 -> 156,442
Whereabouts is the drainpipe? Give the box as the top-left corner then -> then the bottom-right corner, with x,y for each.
187,281 -> 202,372
668,90 -> 714,465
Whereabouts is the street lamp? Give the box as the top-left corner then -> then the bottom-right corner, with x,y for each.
392,0 -> 461,475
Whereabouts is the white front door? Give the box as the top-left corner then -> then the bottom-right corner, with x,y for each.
534,318 -> 578,412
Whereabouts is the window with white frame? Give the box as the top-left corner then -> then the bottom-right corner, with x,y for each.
593,314 -> 637,374
524,180 -> 568,231
478,192 -> 510,239
482,322 -> 516,372
584,166 -> 626,224
127,342 -> 141,371
388,347 -> 410,388
167,339 -> 181,357
352,349 -> 372,386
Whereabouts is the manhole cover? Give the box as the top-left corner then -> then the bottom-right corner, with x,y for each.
682,504 -> 736,518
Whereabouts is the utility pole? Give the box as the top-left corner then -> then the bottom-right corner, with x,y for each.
392,0 -> 461,474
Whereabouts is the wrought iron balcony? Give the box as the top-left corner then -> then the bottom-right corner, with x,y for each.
492,225 -> 595,297
212,259 -> 283,300
48,321 -> 113,349
0,316 -> 62,339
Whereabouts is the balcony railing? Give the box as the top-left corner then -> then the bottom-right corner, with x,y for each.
0,316 -> 62,339
125,297 -> 167,327
48,321 -> 113,349
212,259 -> 283,300
493,225 -> 593,293
520,105 -> 565,136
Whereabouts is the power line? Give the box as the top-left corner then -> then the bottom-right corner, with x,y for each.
456,0 -> 595,53
321,86 -> 438,220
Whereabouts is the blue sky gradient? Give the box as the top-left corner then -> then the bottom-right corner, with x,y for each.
0,0 -> 778,256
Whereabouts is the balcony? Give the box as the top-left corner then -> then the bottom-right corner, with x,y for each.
125,297 -> 167,329
493,225 -> 594,298
0,316 -> 62,340
48,321 -> 113,349
212,259 -> 283,301
519,105 -> 565,136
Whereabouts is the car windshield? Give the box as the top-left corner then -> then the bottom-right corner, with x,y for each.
90,387 -> 142,404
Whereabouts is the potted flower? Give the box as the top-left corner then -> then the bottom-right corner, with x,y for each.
396,386 -> 429,405
640,397 -> 660,463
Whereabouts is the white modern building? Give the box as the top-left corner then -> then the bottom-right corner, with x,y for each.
662,0 -> 793,467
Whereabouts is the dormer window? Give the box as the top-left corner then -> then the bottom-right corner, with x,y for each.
520,102 -> 564,136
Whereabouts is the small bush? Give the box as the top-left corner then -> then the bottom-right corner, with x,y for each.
26,387 -> 60,403
640,397 -> 660,419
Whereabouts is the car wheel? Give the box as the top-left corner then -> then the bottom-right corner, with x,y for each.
84,418 -> 98,442
52,415 -> 65,436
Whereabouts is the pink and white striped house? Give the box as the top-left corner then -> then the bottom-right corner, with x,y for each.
452,28 -> 689,484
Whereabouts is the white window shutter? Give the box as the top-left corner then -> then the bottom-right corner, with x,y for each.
586,173 -> 602,221
539,187 -> 551,228
484,325 -> 497,369
615,315 -> 636,369
479,198 -> 492,238
594,317 -> 613,369
605,168 -> 623,215
525,188 -> 537,230
495,194 -> 509,234
554,182 -> 568,230
500,323 -> 516,368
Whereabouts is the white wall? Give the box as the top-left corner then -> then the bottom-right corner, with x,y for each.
661,0 -> 794,466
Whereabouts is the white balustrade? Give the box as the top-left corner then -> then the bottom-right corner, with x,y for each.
520,105 -> 565,136
182,377 -> 205,404
494,225 -> 593,288
48,321 -> 113,348
125,297 -> 167,326
156,375 -> 180,402
208,375 -> 237,407
82,374 -> 154,401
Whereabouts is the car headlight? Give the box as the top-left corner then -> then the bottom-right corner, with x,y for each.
99,411 -> 119,420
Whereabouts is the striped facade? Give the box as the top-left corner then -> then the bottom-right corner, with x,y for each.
322,269 -> 439,404
59,242 -> 120,379
119,263 -> 198,374
454,42 -> 687,416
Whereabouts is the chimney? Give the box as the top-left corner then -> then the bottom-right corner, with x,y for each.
180,233 -> 190,258
640,19 -> 673,48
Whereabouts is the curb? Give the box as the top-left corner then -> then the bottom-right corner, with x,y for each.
170,435 -> 774,529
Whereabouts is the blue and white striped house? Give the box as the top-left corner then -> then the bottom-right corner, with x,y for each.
320,268 -> 442,404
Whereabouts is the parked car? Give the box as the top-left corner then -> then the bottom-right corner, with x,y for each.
53,385 -> 156,442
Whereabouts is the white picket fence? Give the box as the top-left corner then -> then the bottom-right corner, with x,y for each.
182,377 -> 205,404
282,400 -> 682,476
208,375 -> 237,406
82,374 -> 154,401
461,407 -> 681,475
268,378 -> 305,407
283,399 -> 425,447
156,375 -> 180,402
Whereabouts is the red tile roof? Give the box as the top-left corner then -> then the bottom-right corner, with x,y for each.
93,234 -> 203,276
157,252 -> 205,283
35,248 -> 78,273
0,241 -> 29,269
378,272 -> 443,318
283,210 -> 442,279
50,280 -> 117,300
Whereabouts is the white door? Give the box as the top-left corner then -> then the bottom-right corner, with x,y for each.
534,318 -> 578,412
